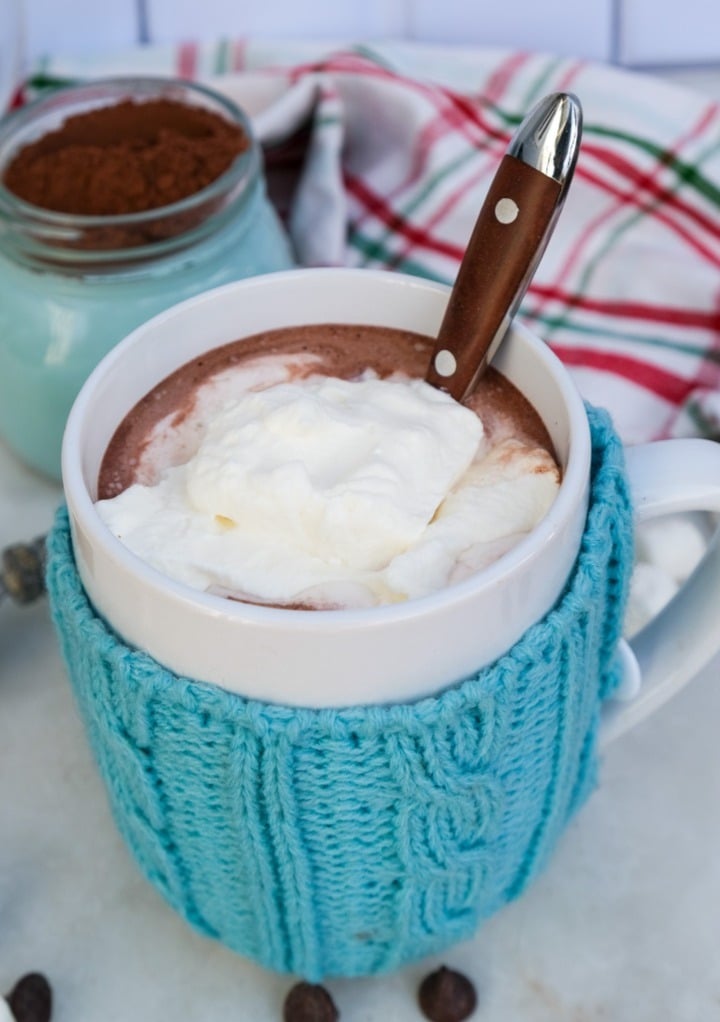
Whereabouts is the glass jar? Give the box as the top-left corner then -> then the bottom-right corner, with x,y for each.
0,77 -> 295,479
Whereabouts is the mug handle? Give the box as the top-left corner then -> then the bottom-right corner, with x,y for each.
600,438 -> 720,746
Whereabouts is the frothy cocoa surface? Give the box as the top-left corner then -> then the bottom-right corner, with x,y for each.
98,323 -> 556,500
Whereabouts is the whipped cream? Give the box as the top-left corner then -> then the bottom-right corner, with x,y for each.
97,372 -> 560,607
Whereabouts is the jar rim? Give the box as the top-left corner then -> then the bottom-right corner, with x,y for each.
0,76 -> 260,243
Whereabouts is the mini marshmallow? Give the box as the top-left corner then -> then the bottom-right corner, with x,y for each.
635,514 -> 707,583
624,561 -> 680,638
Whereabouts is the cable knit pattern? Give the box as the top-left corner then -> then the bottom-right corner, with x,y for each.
46,406 -> 633,980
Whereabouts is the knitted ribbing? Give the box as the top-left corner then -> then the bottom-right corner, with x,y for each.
46,406 -> 633,980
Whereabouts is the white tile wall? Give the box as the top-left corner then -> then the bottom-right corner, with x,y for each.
0,0 -> 23,99
23,0 -> 138,62
618,0 -> 720,66
408,0 -> 614,61
147,0 -> 406,46
17,0 -> 720,69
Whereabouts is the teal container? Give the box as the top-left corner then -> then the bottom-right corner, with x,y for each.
0,78 -> 294,479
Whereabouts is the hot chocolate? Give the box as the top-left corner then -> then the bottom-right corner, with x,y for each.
96,323 -> 560,609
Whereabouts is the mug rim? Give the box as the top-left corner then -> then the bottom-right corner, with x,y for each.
62,267 -> 591,632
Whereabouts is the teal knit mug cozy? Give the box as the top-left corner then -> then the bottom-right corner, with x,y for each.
47,406 -> 637,981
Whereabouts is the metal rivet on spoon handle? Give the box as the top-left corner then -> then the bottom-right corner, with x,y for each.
426,92 -> 583,401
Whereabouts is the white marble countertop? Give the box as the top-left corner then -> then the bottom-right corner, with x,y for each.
2,425 -> 720,1022
1,63 -> 719,1022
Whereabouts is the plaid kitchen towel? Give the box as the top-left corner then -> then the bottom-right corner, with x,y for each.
15,40 -> 720,446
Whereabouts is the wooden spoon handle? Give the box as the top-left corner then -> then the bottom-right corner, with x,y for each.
426,92 -> 583,401
427,154 -> 561,400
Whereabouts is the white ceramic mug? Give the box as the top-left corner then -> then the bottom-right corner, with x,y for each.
62,268 -> 720,740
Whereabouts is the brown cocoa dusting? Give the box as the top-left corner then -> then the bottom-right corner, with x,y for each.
3,98 -> 248,217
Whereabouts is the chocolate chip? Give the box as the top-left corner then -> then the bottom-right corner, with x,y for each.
6,973 -> 52,1022
1,538 -> 47,605
418,965 -> 477,1022
282,981 -> 339,1022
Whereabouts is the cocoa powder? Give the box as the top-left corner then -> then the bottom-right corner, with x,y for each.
3,98 -> 248,216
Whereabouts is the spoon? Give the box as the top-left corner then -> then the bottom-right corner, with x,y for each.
426,91 -> 583,401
